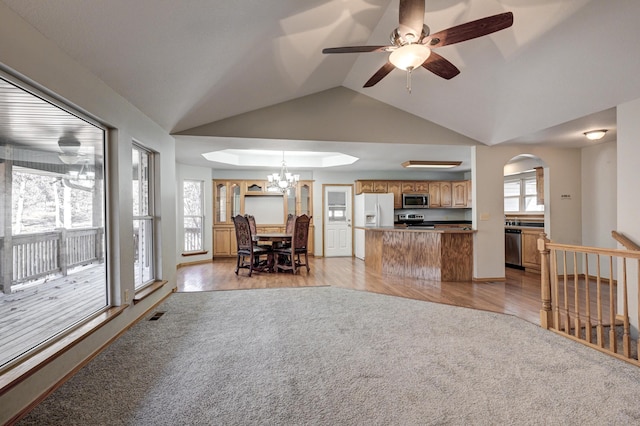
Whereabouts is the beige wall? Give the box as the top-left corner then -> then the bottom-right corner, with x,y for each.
472,145 -> 583,280
0,3 -> 177,423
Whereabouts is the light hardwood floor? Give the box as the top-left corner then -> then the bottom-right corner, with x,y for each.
177,257 -> 543,325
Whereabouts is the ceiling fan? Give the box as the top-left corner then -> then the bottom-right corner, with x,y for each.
322,0 -> 513,90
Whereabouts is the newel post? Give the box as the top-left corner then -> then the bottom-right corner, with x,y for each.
538,232 -> 552,329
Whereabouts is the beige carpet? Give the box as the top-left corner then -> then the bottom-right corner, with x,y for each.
18,287 -> 640,425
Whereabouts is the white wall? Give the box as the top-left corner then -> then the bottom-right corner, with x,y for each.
0,3 -> 177,423
176,163 -> 213,265
581,140 -> 617,249
617,98 -> 640,334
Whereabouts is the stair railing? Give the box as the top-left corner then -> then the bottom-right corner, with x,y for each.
538,233 -> 640,365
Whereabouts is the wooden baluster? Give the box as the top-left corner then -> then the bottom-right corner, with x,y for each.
622,258 -> 630,358
596,254 -> 604,348
608,256 -> 616,353
563,250 -> 570,334
551,249 -> 560,330
584,253 -> 592,344
573,251 -> 581,338
538,233 -> 552,329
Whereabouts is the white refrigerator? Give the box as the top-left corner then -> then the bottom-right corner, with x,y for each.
354,193 -> 395,260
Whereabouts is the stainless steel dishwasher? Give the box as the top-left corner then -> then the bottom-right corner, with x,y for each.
505,228 -> 523,268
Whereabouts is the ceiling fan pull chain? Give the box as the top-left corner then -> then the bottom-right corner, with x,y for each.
406,67 -> 413,93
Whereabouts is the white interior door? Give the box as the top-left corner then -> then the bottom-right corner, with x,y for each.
324,185 -> 353,257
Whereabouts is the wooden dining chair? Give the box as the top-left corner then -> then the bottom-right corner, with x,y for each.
274,214 -> 310,274
233,215 -> 271,276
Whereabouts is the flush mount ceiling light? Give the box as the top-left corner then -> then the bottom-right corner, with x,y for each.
402,160 -> 462,169
583,129 -> 608,140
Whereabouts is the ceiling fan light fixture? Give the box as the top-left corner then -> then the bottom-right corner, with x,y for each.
584,129 -> 607,140
389,44 -> 431,71
402,160 -> 462,169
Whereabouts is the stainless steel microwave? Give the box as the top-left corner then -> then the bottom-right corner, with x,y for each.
402,193 -> 430,209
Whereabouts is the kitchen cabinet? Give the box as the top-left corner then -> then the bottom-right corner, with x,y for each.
401,182 -> 415,192
354,180 -> 469,209
428,182 -> 441,207
535,167 -> 544,205
440,182 -> 452,207
522,229 -> 543,271
428,181 -> 452,207
244,180 -> 267,193
414,181 -> 429,193
388,181 -> 403,208
452,181 -> 467,207
373,181 -> 388,193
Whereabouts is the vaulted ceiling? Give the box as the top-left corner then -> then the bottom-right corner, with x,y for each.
2,0 -> 637,170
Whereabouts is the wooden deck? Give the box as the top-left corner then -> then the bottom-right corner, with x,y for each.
0,265 -> 107,368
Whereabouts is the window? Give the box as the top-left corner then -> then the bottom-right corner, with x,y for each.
132,145 -> 155,289
183,180 -> 204,252
0,74 -> 108,368
327,191 -> 347,222
504,172 -> 544,213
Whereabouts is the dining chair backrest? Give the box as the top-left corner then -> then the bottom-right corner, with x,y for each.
233,215 -> 253,251
245,214 -> 257,236
291,214 -> 310,251
285,214 -> 295,234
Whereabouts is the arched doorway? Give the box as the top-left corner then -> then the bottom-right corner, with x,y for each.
503,154 -> 547,272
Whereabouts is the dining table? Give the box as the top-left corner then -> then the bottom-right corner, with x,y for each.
252,233 -> 292,272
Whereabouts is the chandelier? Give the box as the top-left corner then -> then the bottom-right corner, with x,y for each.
267,152 -> 300,193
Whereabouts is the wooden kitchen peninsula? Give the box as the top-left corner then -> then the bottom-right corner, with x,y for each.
364,227 -> 475,281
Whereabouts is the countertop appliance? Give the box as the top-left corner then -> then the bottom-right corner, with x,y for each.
354,193 -> 394,260
505,228 -> 523,269
402,193 -> 429,209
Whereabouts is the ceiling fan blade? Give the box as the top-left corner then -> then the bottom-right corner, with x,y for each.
322,45 -> 391,54
421,52 -> 460,80
427,12 -> 513,48
398,0 -> 425,42
363,62 -> 396,88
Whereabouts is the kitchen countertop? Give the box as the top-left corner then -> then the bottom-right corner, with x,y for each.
365,226 -> 475,234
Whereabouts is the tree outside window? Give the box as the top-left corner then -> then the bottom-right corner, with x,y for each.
183,180 -> 204,252
132,145 -> 155,289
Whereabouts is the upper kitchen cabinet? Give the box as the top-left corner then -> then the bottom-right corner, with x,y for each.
452,181 -> 467,208
414,181 -> 429,193
535,167 -> 544,205
388,181 -> 402,208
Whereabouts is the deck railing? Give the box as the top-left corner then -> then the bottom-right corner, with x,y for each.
1,227 -> 104,293
538,233 -> 640,365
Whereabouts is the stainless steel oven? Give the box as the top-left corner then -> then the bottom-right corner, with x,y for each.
505,228 -> 522,268
402,193 -> 430,209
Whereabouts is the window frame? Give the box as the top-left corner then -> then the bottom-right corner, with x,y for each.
182,179 -> 204,253
0,70 -> 110,369
504,171 -> 544,213
132,143 -> 156,290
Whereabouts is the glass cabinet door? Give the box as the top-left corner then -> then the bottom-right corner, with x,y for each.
299,183 -> 311,218
287,187 -> 296,218
230,182 -> 241,219
215,182 -> 227,224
